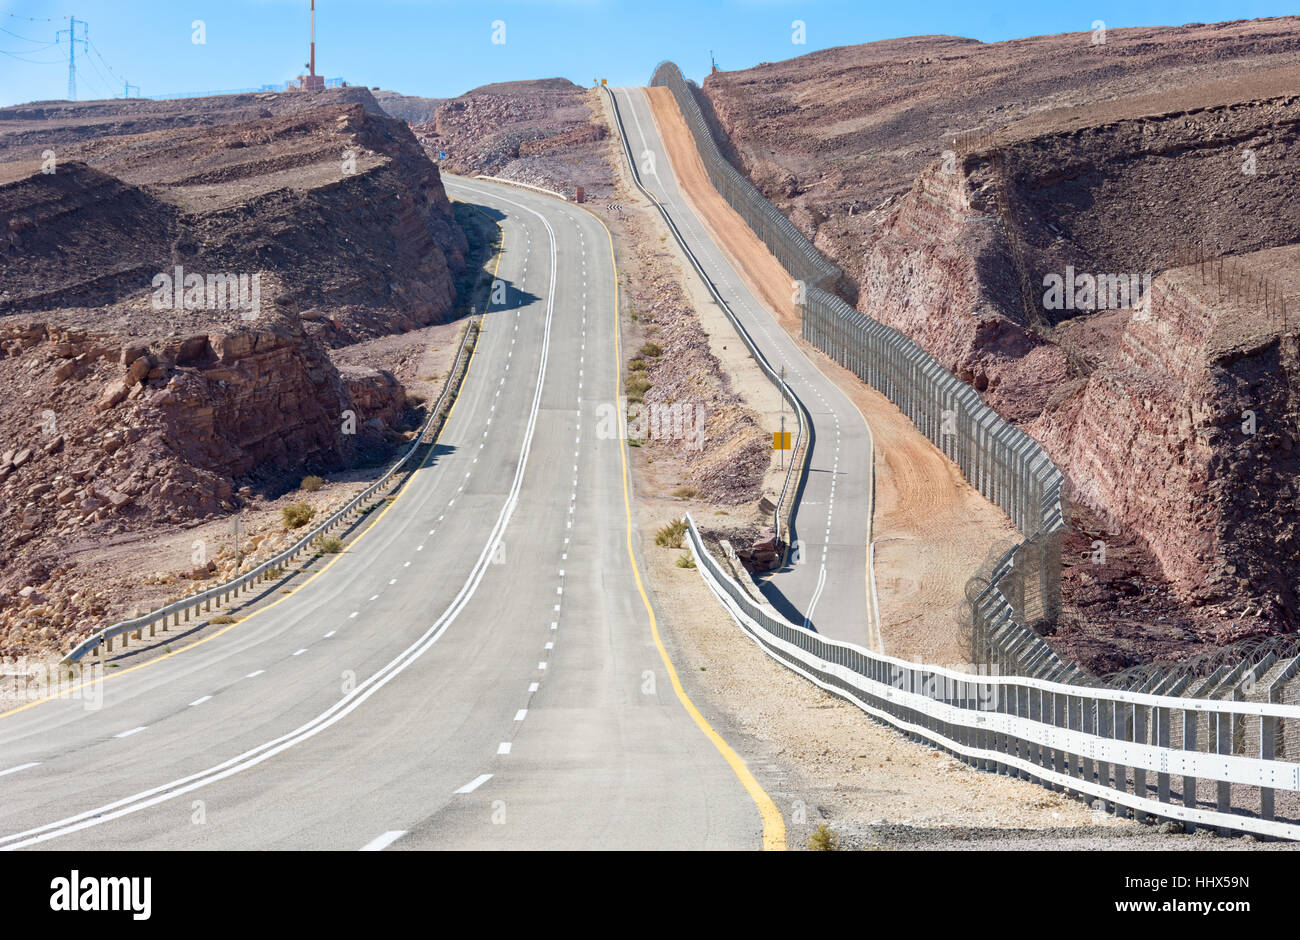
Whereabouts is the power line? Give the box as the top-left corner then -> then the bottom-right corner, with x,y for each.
87,39 -> 138,97
0,48 -> 62,64
1,25 -> 56,46
81,46 -> 117,98
7,14 -> 138,100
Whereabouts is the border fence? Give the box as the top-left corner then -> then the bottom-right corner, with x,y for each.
648,62 -> 1066,674
604,83 -> 811,556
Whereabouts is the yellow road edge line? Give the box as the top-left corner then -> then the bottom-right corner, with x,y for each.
0,220 -> 504,724
581,200 -> 787,852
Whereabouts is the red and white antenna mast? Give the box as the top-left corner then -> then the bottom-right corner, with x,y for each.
302,1 -> 325,90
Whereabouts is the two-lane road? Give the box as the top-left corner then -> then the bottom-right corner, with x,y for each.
609,87 -> 877,649
0,177 -> 772,851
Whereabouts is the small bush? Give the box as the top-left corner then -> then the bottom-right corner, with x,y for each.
807,824 -> 840,851
301,475 -> 324,492
628,359 -> 648,372
654,519 -> 688,548
671,486 -> 699,499
675,553 -> 696,569
626,376 -> 652,402
315,536 -> 343,554
639,341 -> 663,358
210,615 -> 237,625
281,503 -> 316,529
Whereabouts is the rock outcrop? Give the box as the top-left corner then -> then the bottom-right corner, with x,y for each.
696,18 -> 1300,664
0,87 -> 472,657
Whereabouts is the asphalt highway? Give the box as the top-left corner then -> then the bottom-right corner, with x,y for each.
0,176 -> 765,851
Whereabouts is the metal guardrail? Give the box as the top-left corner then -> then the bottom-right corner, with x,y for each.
471,175 -> 569,202
61,317 -> 481,664
685,513 -> 1300,840
603,85 -> 810,555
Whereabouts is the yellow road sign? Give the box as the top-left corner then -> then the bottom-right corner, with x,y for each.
772,431 -> 791,450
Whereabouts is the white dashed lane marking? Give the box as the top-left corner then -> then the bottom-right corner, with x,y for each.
455,774 -> 494,794
359,830 -> 407,852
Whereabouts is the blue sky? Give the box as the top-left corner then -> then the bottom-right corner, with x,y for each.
1,0 -> 1297,107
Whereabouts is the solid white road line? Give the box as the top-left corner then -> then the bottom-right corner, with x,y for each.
359,830 -> 407,852
0,762 -> 40,778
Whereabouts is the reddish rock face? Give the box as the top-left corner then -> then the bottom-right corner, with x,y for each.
1033,250 -> 1300,619
698,19 -> 1300,655
415,79 -> 615,202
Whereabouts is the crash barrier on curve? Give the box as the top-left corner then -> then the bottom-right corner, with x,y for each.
685,513 -> 1300,840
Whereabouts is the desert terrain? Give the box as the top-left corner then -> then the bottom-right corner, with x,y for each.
696,18 -> 1300,673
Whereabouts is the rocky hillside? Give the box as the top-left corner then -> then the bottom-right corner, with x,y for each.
694,17 -> 1300,668
371,89 -> 446,125
0,87 -> 470,657
414,78 -> 615,200
699,18 -> 1300,283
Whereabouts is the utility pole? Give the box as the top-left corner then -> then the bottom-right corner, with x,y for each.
56,17 -> 89,102
123,80 -> 139,98
232,516 -> 242,571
